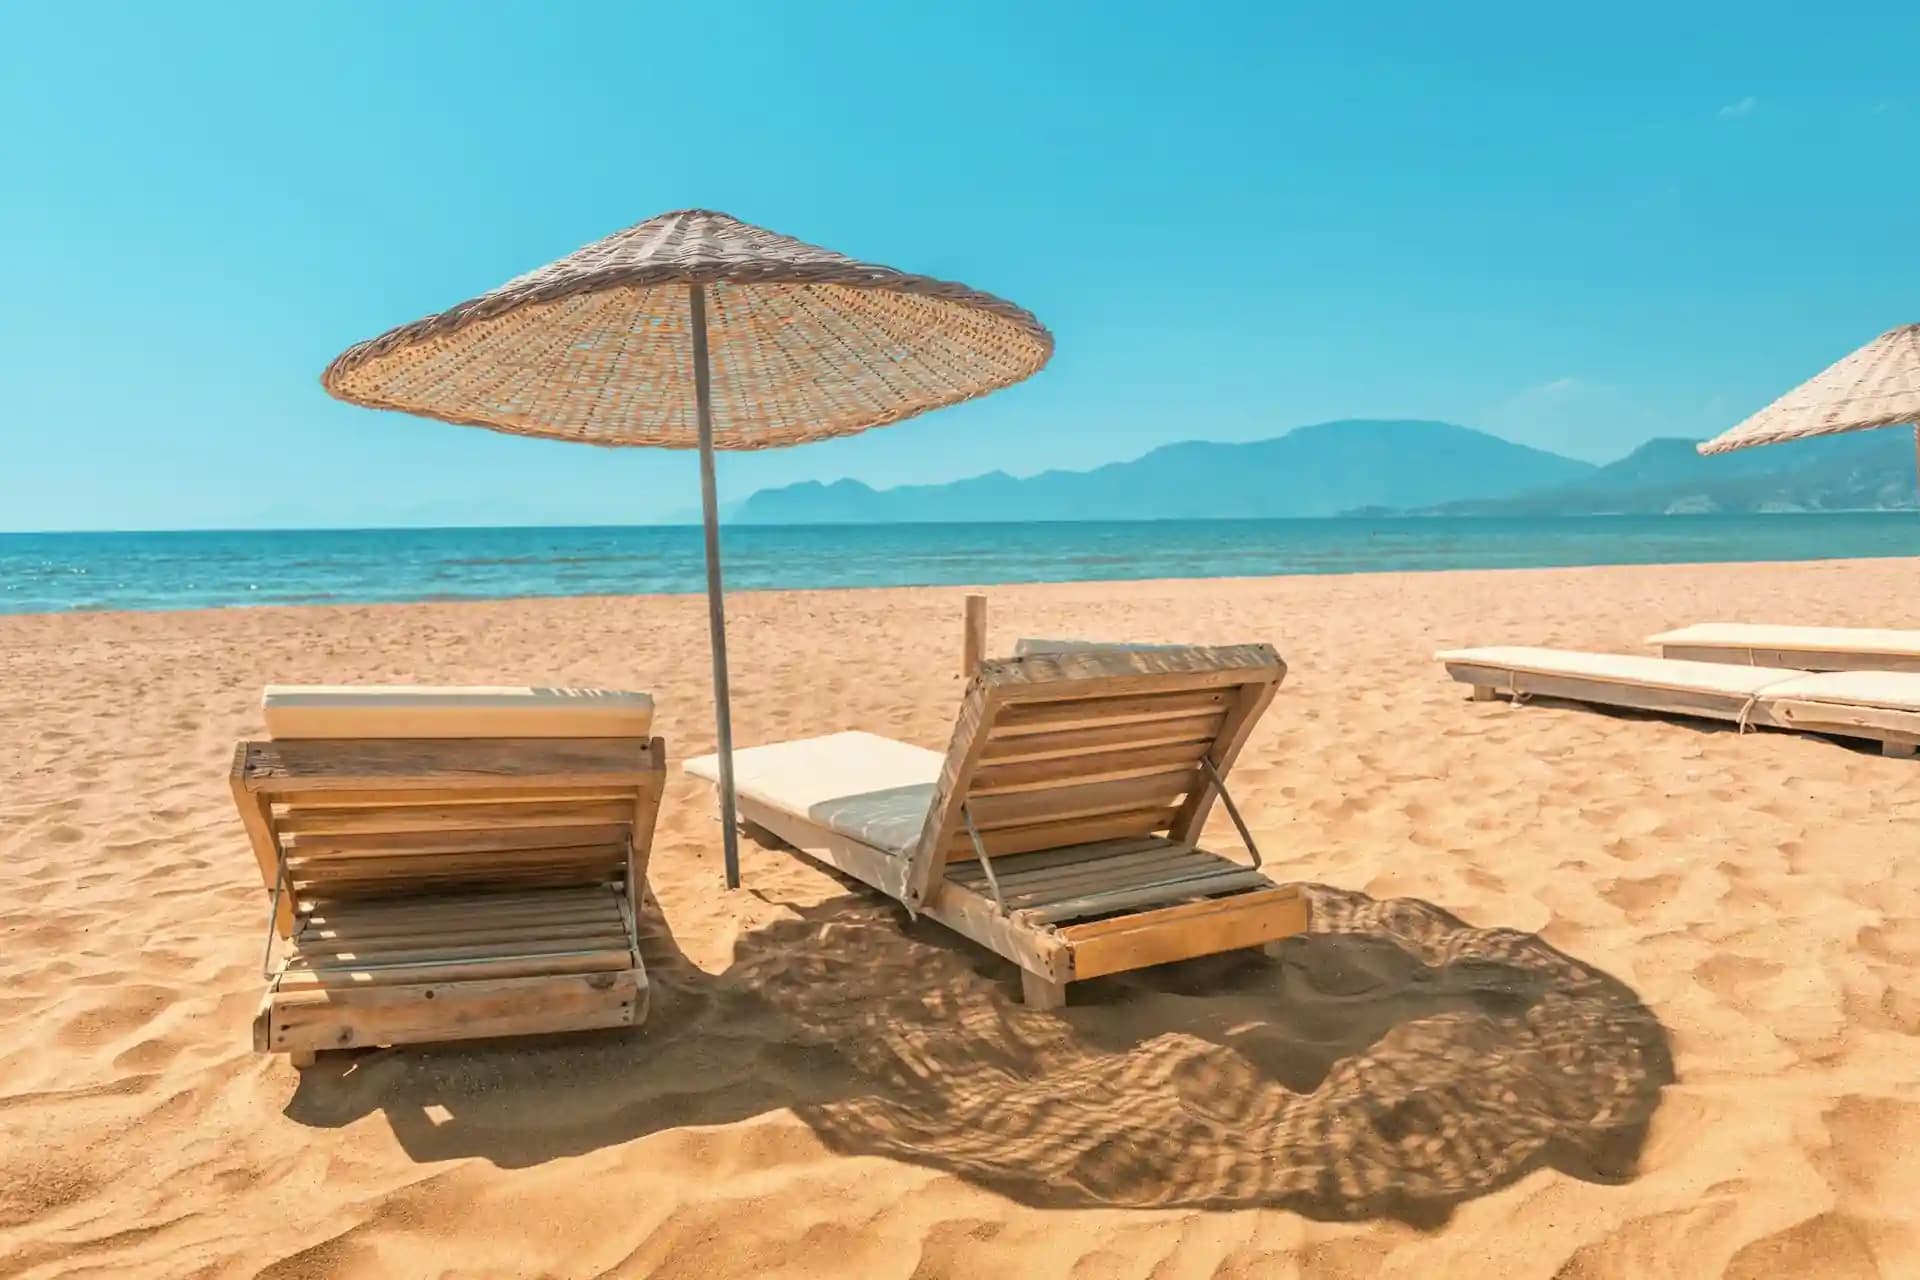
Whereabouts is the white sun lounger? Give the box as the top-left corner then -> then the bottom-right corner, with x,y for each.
686,645 -> 1309,1008
1437,646 -> 1920,758
1647,624 -> 1920,673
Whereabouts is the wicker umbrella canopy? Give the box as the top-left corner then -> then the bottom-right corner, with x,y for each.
1698,323 -> 1920,456
322,209 -> 1053,888
322,209 -> 1053,449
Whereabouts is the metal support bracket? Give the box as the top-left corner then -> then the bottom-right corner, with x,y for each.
260,845 -> 292,982
1199,756 -> 1265,869
961,803 -> 1010,913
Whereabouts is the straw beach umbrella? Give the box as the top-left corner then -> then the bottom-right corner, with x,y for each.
1698,324 -> 1920,489
322,209 -> 1053,887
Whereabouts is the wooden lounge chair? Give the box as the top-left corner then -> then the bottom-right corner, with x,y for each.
685,645 -> 1309,1008
1648,624 -> 1920,673
232,685 -> 665,1068
1438,646 -> 1920,758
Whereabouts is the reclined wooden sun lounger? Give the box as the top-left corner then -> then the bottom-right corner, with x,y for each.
1438,646 -> 1920,758
232,685 -> 665,1068
1647,624 -> 1920,673
686,645 -> 1309,1008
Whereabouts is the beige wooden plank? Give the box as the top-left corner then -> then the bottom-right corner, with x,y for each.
231,743 -> 296,937
291,921 -> 625,951
1064,886 -> 1310,979
985,645 -> 1285,707
274,948 -> 632,989
300,912 -> 623,947
979,842 -> 1211,894
301,887 -> 619,924
944,808 -> 1179,860
288,932 -> 632,968
299,897 -> 623,928
1059,883 -> 1303,939
292,843 -> 626,876
265,968 -> 644,1054
242,737 -> 660,795
296,870 -> 626,901
278,800 -> 636,835
991,689 -> 1235,736
1018,869 -> 1272,926
272,785 -> 636,809
971,741 -> 1209,796
979,711 -> 1225,763
293,867 -> 622,898
967,771 -> 1195,831
288,824 -> 632,858
996,849 -> 1238,905
946,837 -> 1175,884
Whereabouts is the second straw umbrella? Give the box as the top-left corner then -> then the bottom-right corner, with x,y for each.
1698,323 -> 1920,492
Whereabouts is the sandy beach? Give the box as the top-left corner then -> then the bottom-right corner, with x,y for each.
3,555 -> 1918,1278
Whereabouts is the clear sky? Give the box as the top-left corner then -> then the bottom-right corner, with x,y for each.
3,2 -> 1916,531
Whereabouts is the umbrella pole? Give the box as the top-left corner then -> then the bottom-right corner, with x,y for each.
689,283 -> 741,889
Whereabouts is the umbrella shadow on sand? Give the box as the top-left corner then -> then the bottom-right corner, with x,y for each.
282,880 -> 1672,1225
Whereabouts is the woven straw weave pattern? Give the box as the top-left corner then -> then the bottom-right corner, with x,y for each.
1700,323 -> 1920,454
322,209 -> 1053,450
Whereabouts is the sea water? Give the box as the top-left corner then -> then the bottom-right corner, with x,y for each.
2,514 -> 1916,615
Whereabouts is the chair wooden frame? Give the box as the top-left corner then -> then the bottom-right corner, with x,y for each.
710,645 -> 1309,1008
232,735 -> 666,1067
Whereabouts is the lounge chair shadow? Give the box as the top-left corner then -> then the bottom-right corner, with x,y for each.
279,882 -> 1672,1226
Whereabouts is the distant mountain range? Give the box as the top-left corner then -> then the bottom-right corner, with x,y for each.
1411,432 -> 1917,515
733,418 -> 1918,523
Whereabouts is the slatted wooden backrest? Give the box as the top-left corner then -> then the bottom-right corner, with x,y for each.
231,736 -> 667,936
901,644 -> 1285,909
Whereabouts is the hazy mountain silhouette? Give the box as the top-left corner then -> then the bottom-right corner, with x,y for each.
735,419 -> 1918,523
1423,431 -> 1918,515
736,420 -> 1596,523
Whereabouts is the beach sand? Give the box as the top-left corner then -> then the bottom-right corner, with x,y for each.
3,556 -> 1918,1278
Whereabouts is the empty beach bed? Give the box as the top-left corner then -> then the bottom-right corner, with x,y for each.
1438,646 -> 1920,757
1648,624 -> 1920,673
686,645 -> 1309,1008
233,685 -> 666,1067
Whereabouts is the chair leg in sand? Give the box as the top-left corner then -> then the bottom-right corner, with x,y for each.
231,685 -> 666,1068
1438,646 -> 1920,758
688,644 -> 1309,1008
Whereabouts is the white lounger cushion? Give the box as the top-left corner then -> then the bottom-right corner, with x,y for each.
1434,647 -> 1803,697
1648,623 -> 1920,660
1438,647 -> 1920,713
685,731 -> 941,856
1780,670 -> 1920,714
264,685 -> 654,739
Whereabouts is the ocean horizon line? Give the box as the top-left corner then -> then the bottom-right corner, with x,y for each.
3,513 -> 1916,617
3,507 -> 1916,539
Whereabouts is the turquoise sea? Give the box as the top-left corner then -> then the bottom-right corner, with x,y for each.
2,515 -> 1916,615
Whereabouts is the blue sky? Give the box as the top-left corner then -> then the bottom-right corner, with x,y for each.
3,2 -> 1916,530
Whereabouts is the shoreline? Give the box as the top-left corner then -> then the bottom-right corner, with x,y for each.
4,550 -> 1918,623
